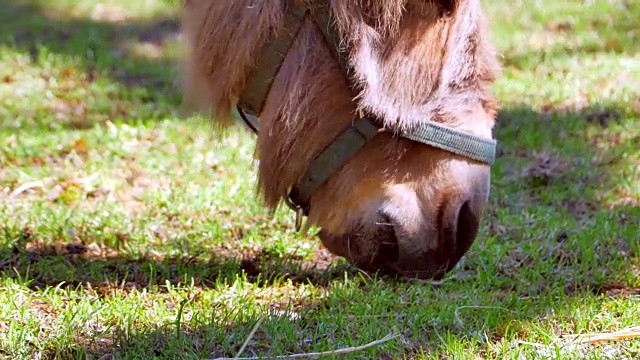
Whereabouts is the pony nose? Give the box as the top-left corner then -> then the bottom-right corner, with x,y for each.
390,199 -> 481,280
450,200 -> 481,263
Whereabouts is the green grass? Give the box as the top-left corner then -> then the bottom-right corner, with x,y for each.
0,0 -> 638,359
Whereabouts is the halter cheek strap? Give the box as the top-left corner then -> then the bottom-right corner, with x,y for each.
237,107 -> 496,217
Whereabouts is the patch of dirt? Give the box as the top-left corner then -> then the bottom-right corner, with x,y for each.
595,283 -> 640,297
540,101 -> 629,129
540,95 -> 590,115
585,109 -> 622,128
590,132 -> 638,148
607,188 -> 640,209
544,20 -> 574,33
521,152 -> 570,187
22,238 -> 121,260
562,199 -> 599,219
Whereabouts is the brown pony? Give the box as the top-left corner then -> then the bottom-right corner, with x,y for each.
180,0 -> 501,280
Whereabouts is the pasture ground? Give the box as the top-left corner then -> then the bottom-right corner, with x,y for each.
1,0 -> 639,359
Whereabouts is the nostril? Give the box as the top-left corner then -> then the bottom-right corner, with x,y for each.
453,200 -> 480,260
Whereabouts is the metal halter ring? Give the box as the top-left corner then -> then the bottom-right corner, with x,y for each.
283,187 -> 306,232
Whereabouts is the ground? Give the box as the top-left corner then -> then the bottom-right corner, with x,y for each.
0,0 -> 638,359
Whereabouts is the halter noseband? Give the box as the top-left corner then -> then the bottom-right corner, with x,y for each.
236,1 -> 497,230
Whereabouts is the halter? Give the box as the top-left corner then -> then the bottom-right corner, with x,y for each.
236,1 -> 497,230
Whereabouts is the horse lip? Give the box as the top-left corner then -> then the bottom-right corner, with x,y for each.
383,248 -> 451,280
379,261 -> 447,280
372,213 -> 400,267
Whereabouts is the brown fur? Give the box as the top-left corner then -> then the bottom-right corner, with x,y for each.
181,0 -> 500,242
181,0 -> 285,128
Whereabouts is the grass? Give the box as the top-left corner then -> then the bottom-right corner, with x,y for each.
0,0 -> 638,358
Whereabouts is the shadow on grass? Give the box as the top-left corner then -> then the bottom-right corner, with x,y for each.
0,227 -> 363,358
0,237 -> 359,291
482,102 -> 638,287
0,1 -> 183,131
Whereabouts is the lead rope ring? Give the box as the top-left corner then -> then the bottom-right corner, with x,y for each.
283,188 -> 305,232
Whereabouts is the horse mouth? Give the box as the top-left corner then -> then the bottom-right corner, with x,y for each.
317,218 -> 403,276
318,216 -> 459,280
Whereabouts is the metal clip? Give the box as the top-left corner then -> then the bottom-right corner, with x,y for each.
293,207 -> 304,232
283,187 -> 305,232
